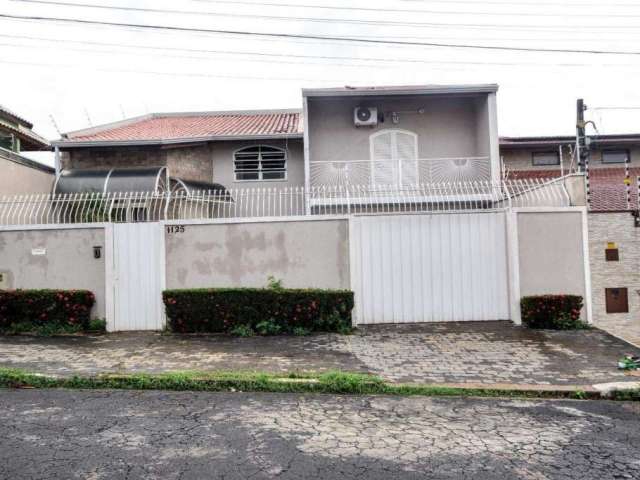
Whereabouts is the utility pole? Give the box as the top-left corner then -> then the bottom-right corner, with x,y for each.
576,99 -> 590,207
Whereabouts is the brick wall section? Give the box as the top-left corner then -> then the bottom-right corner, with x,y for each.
588,212 -> 640,326
63,146 -> 167,170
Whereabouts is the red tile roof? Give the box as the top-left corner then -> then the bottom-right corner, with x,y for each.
61,110 -> 302,145
508,168 -> 640,212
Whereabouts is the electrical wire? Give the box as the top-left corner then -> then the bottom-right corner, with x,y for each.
188,0 -> 640,18
1,13 -> 640,55
11,0 -> 640,30
0,58 -> 345,82
3,33 -> 640,69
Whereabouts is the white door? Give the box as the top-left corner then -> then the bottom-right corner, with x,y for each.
350,212 -> 510,324
370,129 -> 418,186
106,222 -> 165,331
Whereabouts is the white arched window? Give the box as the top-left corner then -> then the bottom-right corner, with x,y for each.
234,145 -> 287,181
369,129 -> 418,185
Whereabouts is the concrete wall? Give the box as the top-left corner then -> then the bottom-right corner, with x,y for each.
165,219 -> 350,290
516,210 -> 588,317
0,154 -> 53,194
306,94 -> 489,163
0,227 -> 106,318
62,139 -> 305,188
588,212 -> 640,327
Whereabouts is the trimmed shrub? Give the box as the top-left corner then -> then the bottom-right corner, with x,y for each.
520,295 -> 586,330
163,288 -> 354,334
0,289 -> 95,332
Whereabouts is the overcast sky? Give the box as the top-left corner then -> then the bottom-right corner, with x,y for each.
2,0 -> 640,162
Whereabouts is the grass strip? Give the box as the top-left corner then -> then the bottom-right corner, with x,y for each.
0,368 -> 637,401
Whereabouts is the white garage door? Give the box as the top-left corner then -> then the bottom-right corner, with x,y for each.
349,212 -> 510,324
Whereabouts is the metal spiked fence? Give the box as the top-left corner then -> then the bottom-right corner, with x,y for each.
0,177 -> 572,226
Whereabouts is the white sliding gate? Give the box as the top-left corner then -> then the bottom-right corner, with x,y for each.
350,212 -> 510,324
106,222 -> 166,331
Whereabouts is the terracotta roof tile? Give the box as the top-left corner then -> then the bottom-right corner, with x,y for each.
64,111 -> 302,143
508,168 -> 640,211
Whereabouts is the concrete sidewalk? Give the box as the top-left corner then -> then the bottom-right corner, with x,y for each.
0,322 -> 638,388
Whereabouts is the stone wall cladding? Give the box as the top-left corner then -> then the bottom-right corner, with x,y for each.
62,145 -> 214,183
64,147 -> 168,170
588,212 -> 640,326
165,144 -> 214,183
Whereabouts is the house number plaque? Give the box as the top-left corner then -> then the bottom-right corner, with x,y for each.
166,225 -> 185,234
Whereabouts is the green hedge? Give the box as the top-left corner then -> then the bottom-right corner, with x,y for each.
163,288 -> 354,334
521,294 -> 585,330
0,289 -> 95,332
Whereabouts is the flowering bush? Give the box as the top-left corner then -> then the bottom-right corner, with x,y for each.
0,289 -> 95,331
162,288 -> 354,334
520,295 -> 585,330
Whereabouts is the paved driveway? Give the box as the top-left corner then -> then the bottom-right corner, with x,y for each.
596,317 -> 640,349
1,389 -> 639,479
0,321 -> 638,386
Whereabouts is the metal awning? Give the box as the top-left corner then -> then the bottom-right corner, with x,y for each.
54,167 -> 168,194
53,167 -> 228,196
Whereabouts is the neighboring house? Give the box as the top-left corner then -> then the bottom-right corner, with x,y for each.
500,134 -> 640,333
52,84 -> 501,198
500,134 -> 640,211
0,105 -> 53,194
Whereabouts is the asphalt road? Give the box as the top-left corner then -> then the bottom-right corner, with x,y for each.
0,389 -> 639,480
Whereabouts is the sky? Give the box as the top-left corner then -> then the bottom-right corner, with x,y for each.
2,0 -> 640,167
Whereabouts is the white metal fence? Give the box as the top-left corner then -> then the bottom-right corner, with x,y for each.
0,178 -> 571,225
310,156 -> 491,186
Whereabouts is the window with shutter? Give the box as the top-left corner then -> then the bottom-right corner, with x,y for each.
234,146 -> 287,181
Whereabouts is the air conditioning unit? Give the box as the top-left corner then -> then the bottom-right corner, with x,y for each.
354,107 -> 378,127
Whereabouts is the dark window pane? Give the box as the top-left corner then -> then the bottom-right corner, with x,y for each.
0,135 -> 14,150
262,171 -> 286,180
236,172 -> 260,181
602,150 -> 629,164
532,152 -> 559,166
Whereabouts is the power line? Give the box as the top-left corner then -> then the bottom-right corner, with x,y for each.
399,0 -> 639,8
0,41 -> 385,69
2,13 -> 640,55
12,0 -> 640,30
398,0 -> 640,6
0,59 -> 343,82
592,107 -> 640,110
5,14 -> 640,44
189,0 -> 640,18
4,33 -> 640,69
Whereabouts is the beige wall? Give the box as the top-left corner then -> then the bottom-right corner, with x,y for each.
0,227 -> 106,318
588,212 -> 640,326
516,210 -> 587,316
165,219 -> 350,290
307,94 -> 490,163
62,139 -> 305,188
0,155 -> 53,194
